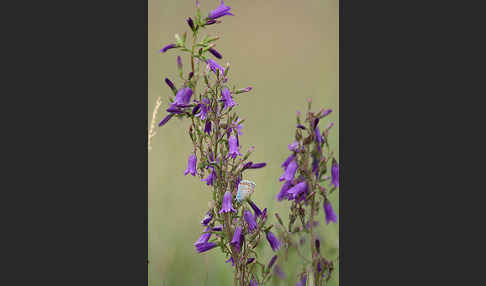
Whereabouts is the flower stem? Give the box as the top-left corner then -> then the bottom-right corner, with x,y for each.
310,193 -> 321,285
191,31 -> 197,75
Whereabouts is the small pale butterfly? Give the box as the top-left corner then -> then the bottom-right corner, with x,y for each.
236,180 -> 256,202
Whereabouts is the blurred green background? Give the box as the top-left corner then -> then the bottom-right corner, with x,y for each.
148,0 -> 338,285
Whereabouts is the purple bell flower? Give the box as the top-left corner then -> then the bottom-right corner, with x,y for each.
194,227 -> 212,246
196,97 -> 210,120
174,87 -> 193,105
276,180 -> 293,201
158,114 -> 173,127
287,181 -> 308,200
160,43 -> 176,53
230,226 -> 243,252
208,0 -> 234,19
219,191 -> 236,214
201,211 -> 213,226
244,210 -> 257,232
206,58 -> 225,75
279,159 -> 298,182
266,231 -> 280,251
324,199 -> 338,224
233,118 -> 243,135
221,87 -> 235,110
201,167 -> 216,186
331,159 -> 339,188
247,200 -> 262,217
228,135 -> 242,159
281,154 -> 295,169
288,141 -> 299,151
196,242 -> 217,253
184,153 -> 197,176
204,120 -> 212,134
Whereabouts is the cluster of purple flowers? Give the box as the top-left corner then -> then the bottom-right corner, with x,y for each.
156,2 -> 284,285
276,105 -> 339,225
272,101 -> 339,285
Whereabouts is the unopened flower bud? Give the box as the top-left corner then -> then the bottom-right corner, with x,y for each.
186,17 -> 195,31
320,109 -> 332,118
192,104 -> 201,115
164,78 -> 176,93
209,47 -> 222,59
235,86 -> 252,94
205,19 -> 217,25
268,255 -> 278,269
177,55 -> 183,71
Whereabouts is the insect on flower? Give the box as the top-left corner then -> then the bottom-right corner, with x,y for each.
236,179 -> 256,202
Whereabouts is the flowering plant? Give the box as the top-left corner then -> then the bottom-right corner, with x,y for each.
156,1 -> 279,285
273,99 -> 339,285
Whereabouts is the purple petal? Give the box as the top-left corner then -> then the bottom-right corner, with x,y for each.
160,43 -> 176,53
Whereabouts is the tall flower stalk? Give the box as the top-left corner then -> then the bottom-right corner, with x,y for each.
157,1 -> 276,285
273,100 -> 339,285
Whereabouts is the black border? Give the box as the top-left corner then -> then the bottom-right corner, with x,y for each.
338,0 -> 478,284
7,1 -> 149,284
